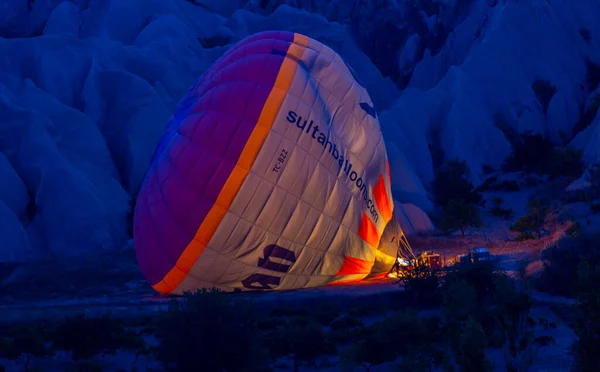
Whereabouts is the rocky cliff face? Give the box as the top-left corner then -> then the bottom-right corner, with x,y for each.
0,0 -> 599,262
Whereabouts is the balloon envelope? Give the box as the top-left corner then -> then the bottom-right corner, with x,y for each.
133,31 -> 401,294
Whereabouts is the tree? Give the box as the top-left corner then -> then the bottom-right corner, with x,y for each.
439,199 -> 483,238
510,198 -> 550,239
432,159 -> 483,207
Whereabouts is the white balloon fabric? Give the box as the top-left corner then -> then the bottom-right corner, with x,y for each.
134,31 -> 402,294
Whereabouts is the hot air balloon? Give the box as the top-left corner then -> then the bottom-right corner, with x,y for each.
133,31 -> 409,295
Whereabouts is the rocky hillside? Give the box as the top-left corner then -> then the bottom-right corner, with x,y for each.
0,0 -> 599,261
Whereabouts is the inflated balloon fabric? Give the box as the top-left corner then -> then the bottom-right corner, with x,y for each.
134,31 -> 398,294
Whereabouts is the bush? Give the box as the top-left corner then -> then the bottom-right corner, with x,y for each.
328,315 -> 364,344
590,203 -> 600,213
537,234 -> 600,298
0,323 -> 54,371
153,288 -> 270,372
503,132 -> 554,174
548,147 -> 585,180
442,280 -> 479,326
443,260 -> 501,306
509,198 -> 550,239
342,311 -> 449,371
450,316 -> 494,372
571,259 -> 600,371
400,263 -> 442,307
492,277 -> 535,371
52,313 -> 143,362
502,131 -> 585,179
268,316 -> 336,370
439,264 -> 533,371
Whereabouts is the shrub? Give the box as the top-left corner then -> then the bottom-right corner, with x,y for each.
548,147 -> 585,180
443,260 -> 501,306
343,311 -> 449,371
442,279 -> 479,326
571,259 -> 600,371
493,277 -> 535,372
590,203 -> 600,213
400,263 -> 442,307
0,323 -> 54,371
538,234 -> 600,298
271,316 -> 336,370
328,315 -> 364,344
52,313 -> 143,362
503,131 -> 554,174
509,198 -> 550,239
449,316 -> 494,372
153,288 -> 269,372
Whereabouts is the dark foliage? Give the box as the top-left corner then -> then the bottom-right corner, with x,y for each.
443,260 -> 501,306
572,258 -> 600,371
538,233 -> 600,298
489,197 -> 514,219
503,131 -> 554,173
52,313 -> 143,362
343,310 -> 450,371
266,316 -> 336,371
548,147 -> 586,179
503,131 -> 585,179
432,159 -> 483,207
0,323 -> 54,371
477,177 -> 522,193
153,288 -> 270,372
441,262 -> 534,371
400,263 -> 442,307
431,159 -> 484,236
438,199 -> 484,237
509,198 -> 551,239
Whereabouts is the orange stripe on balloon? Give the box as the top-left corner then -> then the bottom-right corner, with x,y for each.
152,33 -> 310,294
336,256 -> 374,276
326,278 -> 364,286
386,160 -> 391,185
358,212 -> 380,248
373,174 -> 392,223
